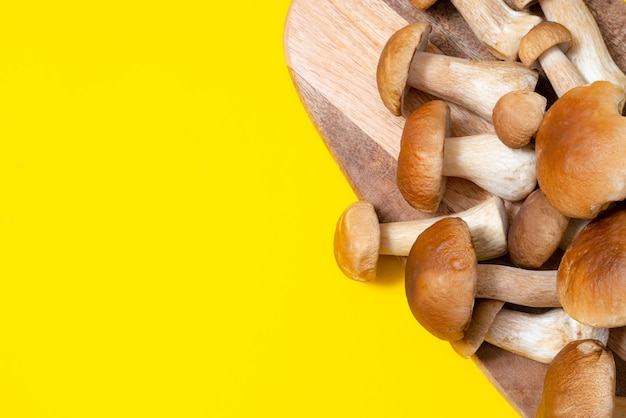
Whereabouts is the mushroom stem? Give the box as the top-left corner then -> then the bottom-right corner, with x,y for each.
536,44 -> 586,97
380,196 -> 507,260
407,52 -> 538,122
475,264 -> 559,308
441,133 -> 537,202
334,196 -> 508,282
447,0 -> 542,61
484,308 -> 608,364
533,0 -> 626,91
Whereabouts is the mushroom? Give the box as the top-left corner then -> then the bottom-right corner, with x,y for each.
376,22 -> 538,119
535,339 -> 619,418
333,195 -> 508,282
508,188 -> 569,269
514,0 -> 626,91
518,21 -> 586,98
535,81 -> 626,220
397,100 -> 536,212
410,0 -> 542,61
405,217 -> 606,363
558,205 -> 626,328
492,90 -> 546,149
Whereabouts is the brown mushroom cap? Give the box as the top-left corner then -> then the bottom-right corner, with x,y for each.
558,206 -> 626,327
376,22 -> 431,116
397,100 -> 449,212
508,188 -> 569,269
492,90 -> 546,148
333,201 -> 380,282
535,339 -> 615,418
405,217 -> 477,341
518,21 -> 573,69
535,80 -> 626,219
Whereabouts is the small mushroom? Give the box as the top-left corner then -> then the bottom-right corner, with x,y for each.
405,217 -> 605,362
535,81 -> 626,219
376,22 -> 538,119
517,0 -> 626,91
558,205 -> 626,328
333,196 -> 508,282
410,0 -> 542,61
492,90 -> 547,148
508,188 -> 569,269
535,339 -> 617,418
518,21 -> 586,98
397,100 -> 536,212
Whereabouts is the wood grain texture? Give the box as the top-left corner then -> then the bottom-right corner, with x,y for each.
284,0 -> 626,416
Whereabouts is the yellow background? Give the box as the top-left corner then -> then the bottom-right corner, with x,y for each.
0,1 -> 520,417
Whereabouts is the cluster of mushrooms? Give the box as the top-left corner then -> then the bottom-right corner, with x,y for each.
333,0 -> 626,416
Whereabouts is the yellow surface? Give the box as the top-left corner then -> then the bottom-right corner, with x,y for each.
0,2 -> 519,417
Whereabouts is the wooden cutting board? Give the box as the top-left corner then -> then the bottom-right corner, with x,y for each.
283,0 -> 626,416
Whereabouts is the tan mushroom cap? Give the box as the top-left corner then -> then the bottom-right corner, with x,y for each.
558,206 -> 626,327
397,100 -> 448,212
508,188 -> 569,269
518,21 -> 573,69
405,217 -> 477,342
492,90 -> 546,148
535,81 -> 626,219
333,201 -> 380,282
376,22 -> 431,116
535,339 -> 615,418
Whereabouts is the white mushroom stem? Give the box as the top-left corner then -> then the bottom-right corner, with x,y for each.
448,0 -> 542,61
536,45 -> 586,97
475,265 -> 559,307
407,52 -> 538,122
534,0 -> 626,90
380,196 -> 507,260
442,133 -> 537,202
485,308 -> 609,364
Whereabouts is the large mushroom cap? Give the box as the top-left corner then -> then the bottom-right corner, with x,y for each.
535,80 -> 626,219
535,339 -> 615,418
397,100 -> 449,212
405,217 -> 477,341
376,22 -> 431,116
333,201 -> 381,282
518,21 -> 573,69
558,206 -> 626,327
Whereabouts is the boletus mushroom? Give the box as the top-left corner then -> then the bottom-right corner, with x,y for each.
333,196 -> 508,282
518,21 -> 586,98
404,217 -> 605,363
376,22 -> 538,119
397,100 -> 536,212
515,0 -> 626,92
